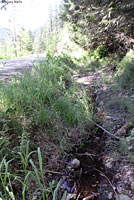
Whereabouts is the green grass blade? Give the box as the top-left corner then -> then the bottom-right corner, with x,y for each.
29,159 -> 41,186
6,186 -> 15,200
53,180 -> 62,200
61,190 -> 67,200
22,171 -> 31,200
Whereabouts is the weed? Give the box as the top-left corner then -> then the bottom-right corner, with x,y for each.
0,158 -> 15,199
0,145 -> 67,199
0,52 -> 94,198
116,50 -> 134,89
102,74 -> 110,84
93,45 -> 108,59
119,97 -> 134,118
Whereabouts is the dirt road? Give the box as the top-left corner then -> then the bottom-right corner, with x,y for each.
0,56 -> 45,80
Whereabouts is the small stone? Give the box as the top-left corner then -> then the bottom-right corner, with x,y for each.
65,193 -> 76,200
118,93 -> 122,98
68,132 -> 72,137
32,197 -> 37,200
99,101 -> 104,106
105,116 -> 112,120
124,179 -> 128,184
70,158 -> 80,169
117,183 -> 123,194
118,194 -> 132,200
131,181 -> 134,191
108,192 -> 113,199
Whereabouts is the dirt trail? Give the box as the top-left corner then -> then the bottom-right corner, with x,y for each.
0,56 -> 45,81
71,67 -> 134,200
74,67 -> 128,132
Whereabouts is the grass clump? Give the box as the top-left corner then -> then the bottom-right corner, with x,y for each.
109,50 -> 134,118
0,51 -> 94,198
116,49 -> 134,90
0,52 -> 92,130
0,144 -> 67,199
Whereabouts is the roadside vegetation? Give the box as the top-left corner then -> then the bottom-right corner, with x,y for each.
0,51 -> 95,199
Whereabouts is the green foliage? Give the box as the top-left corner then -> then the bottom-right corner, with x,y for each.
17,28 -> 33,55
93,45 -> 108,59
0,53 -> 94,198
0,27 -> 33,58
1,52 -> 92,129
33,29 -> 45,54
0,145 -> 66,199
62,0 -> 134,56
119,97 -> 134,118
126,128 -> 134,150
116,50 -> 134,89
117,128 -> 134,161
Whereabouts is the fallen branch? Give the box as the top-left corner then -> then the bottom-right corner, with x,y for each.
89,119 -> 120,140
115,118 -> 134,136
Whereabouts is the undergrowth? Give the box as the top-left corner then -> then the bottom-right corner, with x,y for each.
116,49 -> 134,90
0,51 -> 94,199
111,50 -> 134,118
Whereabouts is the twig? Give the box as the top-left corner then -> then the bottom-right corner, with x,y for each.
94,168 -> 117,196
77,152 -> 97,159
89,119 -> 120,140
83,194 -> 95,200
45,170 -> 62,175
76,193 -> 81,200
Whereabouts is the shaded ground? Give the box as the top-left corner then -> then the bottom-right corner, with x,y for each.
72,66 -> 134,199
0,56 -> 45,81
74,67 -> 129,132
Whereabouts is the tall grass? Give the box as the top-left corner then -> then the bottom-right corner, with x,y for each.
0,51 -> 94,198
0,145 -> 67,199
116,50 -> 134,89
0,52 -> 92,130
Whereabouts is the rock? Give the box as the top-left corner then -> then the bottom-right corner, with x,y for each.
108,192 -> 113,199
131,181 -> 134,191
32,192 -> 41,200
105,116 -> 112,120
70,158 -> 80,169
117,183 -> 123,194
65,193 -> 76,200
99,101 -> 104,106
118,194 -> 132,200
